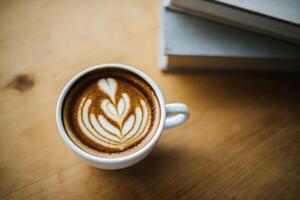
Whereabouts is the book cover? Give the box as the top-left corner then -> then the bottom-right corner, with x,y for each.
159,4 -> 300,71
167,0 -> 300,44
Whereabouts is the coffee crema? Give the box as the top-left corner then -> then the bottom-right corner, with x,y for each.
62,68 -> 161,158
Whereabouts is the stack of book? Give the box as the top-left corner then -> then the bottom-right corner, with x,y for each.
159,0 -> 300,71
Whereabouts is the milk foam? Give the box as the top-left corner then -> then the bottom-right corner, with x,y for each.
77,78 -> 150,149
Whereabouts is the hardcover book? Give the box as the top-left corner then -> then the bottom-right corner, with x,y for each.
159,4 -> 300,71
166,0 -> 300,44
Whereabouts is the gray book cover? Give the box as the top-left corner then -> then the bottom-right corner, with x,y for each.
216,0 -> 300,25
167,0 -> 300,44
160,5 -> 300,70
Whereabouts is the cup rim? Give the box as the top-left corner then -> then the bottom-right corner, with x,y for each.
56,63 -> 166,164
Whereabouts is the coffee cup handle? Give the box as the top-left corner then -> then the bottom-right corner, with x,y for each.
164,103 -> 189,129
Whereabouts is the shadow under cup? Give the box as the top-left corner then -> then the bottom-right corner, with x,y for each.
60,66 -> 162,159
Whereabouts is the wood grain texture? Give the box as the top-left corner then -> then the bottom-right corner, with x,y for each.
1,0 -> 300,199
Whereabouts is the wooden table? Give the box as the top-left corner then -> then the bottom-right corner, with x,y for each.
1,1 -> 300,199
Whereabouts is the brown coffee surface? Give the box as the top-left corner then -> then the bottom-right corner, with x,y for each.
62,68 -> 161,158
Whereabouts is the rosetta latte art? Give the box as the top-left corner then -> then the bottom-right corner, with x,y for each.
77,78 -> 150,150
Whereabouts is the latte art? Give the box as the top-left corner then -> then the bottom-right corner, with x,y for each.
62,68 -> 161,157
77,78 -> 150,150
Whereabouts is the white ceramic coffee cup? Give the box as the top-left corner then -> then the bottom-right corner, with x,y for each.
56,64 -> 189,170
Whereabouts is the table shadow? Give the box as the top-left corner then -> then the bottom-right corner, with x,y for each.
91,145 -> 213,200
